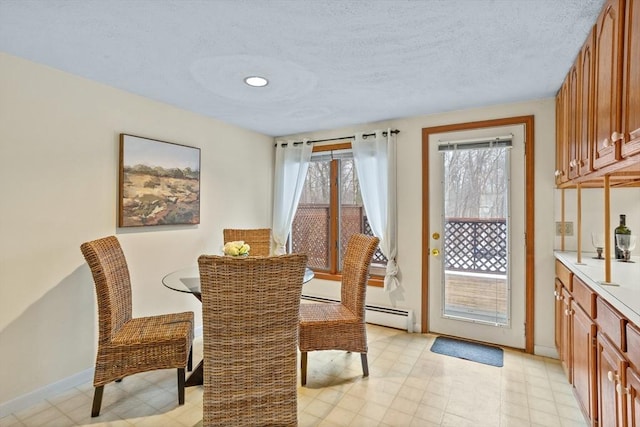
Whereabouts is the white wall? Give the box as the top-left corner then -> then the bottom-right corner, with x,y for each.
0,53 -> 274,407
282,98 -> 559,355
554,188 -> 640,252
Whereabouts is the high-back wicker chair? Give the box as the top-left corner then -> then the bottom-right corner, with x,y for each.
223,228 -> 271,257
80,235 -> 194,417
298,233 -> 380,386
199,253 -> 307,427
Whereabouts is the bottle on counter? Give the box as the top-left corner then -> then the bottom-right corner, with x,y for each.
614,214 -> 631,259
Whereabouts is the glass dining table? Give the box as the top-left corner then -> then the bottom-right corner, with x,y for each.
162,265 -> 315,386
162,266 -> 315,300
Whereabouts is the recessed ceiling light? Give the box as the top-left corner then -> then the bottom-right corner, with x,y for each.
244,76 -> 269,87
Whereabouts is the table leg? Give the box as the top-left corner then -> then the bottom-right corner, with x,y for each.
185,359 -> 203,387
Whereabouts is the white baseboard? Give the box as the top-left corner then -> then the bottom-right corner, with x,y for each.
534,344 -> 559,359
0,368 -> 94,418
301,294 -> 414,332
365,307 -> 414,332
0,326 -> 204,419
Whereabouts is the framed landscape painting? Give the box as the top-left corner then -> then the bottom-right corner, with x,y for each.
119,134 -> 200,227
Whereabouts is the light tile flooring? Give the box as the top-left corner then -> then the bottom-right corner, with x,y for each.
1,324 -> 587,427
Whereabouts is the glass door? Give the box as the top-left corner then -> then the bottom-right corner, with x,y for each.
440,140 -> 510,324
428,125 -> 526,349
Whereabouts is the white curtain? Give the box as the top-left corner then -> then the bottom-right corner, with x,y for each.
352,129 -> 399,292
272,140 -> 312,255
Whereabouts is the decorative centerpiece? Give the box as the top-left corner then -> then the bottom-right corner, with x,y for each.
223,240 -> 250,256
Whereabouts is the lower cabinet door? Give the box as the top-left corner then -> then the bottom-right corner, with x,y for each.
562,288 -> 573,381
597,333 -> 628,427
627,367 -> 640,427
555,280 -> 564,352
573,304 -> 597,422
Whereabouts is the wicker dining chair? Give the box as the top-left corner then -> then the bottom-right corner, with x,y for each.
80,236 -> 194,417
223,228 -> 271,256
298,233 -> 380,386
199,253 -> 307,427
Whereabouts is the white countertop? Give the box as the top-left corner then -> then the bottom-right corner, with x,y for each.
555,251 -> 640,327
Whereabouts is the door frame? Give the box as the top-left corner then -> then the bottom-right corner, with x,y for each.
421,115 -> 535,353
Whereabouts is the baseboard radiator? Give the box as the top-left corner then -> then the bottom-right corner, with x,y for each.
301,295 -> 414,333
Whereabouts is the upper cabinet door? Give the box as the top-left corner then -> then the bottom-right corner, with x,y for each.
621,0 -> 640,158
568,60 -> 580,181
556,79 -> 569,185
593,0 -> 625,170
579,29 -> 595,177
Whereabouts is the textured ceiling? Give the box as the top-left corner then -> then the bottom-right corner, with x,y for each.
0,0 -> 605,137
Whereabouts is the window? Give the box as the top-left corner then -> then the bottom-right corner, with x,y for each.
290,143 -> 386,285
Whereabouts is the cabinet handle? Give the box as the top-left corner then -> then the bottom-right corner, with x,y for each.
611,131 -> 625,143
602,138 -> 611,148
616,384 -> 629,395
554,170 -> 564,177
607,371 -> 619,383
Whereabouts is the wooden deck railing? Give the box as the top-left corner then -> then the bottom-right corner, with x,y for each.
292,208 -> 506,275
291,205 -> 386,269
444,218 -> 507,274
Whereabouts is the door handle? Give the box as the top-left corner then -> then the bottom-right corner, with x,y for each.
431,248 -> 440,256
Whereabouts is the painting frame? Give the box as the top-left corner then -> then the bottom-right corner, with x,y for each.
118,134 -> 201,227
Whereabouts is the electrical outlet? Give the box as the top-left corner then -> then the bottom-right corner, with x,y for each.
555,221 -> 574,236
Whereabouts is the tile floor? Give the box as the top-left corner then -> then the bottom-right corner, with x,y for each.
0,324 -> 587,427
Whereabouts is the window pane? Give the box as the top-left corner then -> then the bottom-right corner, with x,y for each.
291,160 -> 330,270
291,153 -> 387,276
441,146 -> 510,326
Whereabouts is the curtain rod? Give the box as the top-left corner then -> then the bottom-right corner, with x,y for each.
276,129 -> 400,147
438,134 -> 512,146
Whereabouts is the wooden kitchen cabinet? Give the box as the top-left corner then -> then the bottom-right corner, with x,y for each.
597,296 -> 629,427
555,279 -> 564,351
556,79 -> 569,185
597,333 -> 628,427
621,0 -> 640,158
593,0 -> 625,170
627,323 -> 640,373
579,29 -> 595,177
562,286 -> 573,381
555,261 -> 573,380
625,367 -> 640,427
556,0 -> 640,185
554,258 -> 640,427
573,302 -> 598,422
597,297 -> 628,352
568,59 -> 581,181
571,276 -> 598,421
625,324 -> 640,426
556,259 -> 573,289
